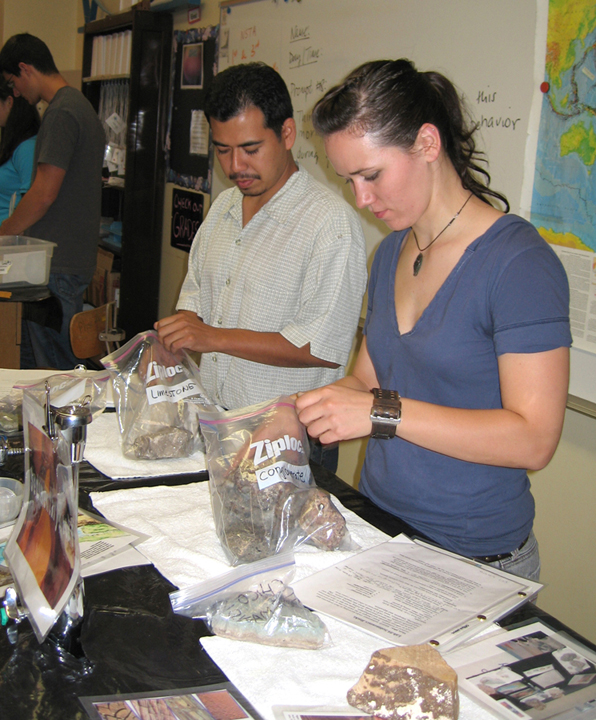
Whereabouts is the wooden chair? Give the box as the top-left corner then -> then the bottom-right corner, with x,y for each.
69,302 -> 125,361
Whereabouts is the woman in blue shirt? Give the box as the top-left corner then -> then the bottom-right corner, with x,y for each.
0,76 -> 39,223
296,60 -> 571,580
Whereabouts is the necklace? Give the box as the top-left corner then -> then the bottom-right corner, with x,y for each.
412,193 -> 473,276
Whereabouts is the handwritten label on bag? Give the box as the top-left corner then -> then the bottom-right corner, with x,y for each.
256,460 -> 311,490
146,378 -> 200,405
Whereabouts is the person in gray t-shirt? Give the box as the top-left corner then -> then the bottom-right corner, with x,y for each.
0,33 -> 105,369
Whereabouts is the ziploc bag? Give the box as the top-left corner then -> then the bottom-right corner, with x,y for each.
102,330 -> 213,460
200,396 -> 356,566
170,552 -> 329,649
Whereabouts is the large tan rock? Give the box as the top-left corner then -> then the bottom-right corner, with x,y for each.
347,644 -> 459,720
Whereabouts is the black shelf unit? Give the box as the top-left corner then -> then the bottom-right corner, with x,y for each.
82,9 -> 173,339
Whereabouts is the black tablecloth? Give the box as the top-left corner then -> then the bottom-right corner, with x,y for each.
0,284 -> 62,332
0,456 -> 593,720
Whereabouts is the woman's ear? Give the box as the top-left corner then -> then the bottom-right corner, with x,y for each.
415,123 -> 442,163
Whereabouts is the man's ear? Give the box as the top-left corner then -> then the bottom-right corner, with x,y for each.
17,61 -> 32,78
281,117 -> 296,150
415,123 -> 442,163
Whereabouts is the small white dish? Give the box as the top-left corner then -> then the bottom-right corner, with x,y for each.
0,477 -> 23,524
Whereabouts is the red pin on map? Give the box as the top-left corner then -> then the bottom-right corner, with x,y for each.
540,81 -> 550,93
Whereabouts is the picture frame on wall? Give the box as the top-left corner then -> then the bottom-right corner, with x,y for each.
181,42 -> 204,89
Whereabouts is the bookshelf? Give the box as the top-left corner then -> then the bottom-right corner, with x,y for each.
82,9 -> 172,338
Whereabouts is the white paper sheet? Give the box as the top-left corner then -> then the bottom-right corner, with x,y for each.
293,535 -> 542,652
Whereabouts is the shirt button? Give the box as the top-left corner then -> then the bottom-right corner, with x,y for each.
225,278 -> 231,286
212,355 -> 217,362
235,238 -> 241,245
217,319 -> 222,325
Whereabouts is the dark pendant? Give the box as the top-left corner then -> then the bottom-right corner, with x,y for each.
413,253 -> 423,276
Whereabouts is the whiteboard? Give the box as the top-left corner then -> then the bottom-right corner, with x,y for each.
217,0 -> 596,410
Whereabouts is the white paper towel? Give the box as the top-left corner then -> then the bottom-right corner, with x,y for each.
201,622 -> 494,720
84,411 -> 206,479
91,481 -> 390,589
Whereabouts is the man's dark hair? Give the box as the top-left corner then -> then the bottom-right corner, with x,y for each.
204,62 -> 293,138
0,33 -> 59,76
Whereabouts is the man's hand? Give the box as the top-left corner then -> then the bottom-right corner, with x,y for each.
154,311 -> 217,354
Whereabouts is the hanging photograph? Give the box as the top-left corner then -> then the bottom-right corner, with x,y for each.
181,42 -> 204,89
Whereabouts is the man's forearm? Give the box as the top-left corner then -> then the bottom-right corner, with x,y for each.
0,188 -> 50,235
214,328 -> 338,368
155,312 -> 338,368
0,164 -> 65,236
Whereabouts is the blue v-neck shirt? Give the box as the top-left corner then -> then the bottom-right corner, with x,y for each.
361,214 -> 571,557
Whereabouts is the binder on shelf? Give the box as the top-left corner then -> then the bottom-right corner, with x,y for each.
117,32 -> 126,75
90,31 -> 132,79
105,35 -> 113,77
124,30 -> 132,75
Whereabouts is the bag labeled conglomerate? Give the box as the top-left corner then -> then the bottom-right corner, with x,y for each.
102,330 -> 213,460
200,396 -> 356,565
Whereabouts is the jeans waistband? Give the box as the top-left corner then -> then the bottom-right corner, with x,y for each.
473,534 -> 530,564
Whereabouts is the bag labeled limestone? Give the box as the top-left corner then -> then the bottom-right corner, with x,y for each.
102,330 -> 212,460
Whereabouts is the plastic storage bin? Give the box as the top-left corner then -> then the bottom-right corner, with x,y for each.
0,235 -> 56,287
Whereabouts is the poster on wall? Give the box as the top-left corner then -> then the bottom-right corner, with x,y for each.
522,0 -> 596,356
166,26 -> 218,194
171,186 -> 204,252
181,42 -> 204,88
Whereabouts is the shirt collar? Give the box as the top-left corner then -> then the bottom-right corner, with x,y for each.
226,164 -> 306,225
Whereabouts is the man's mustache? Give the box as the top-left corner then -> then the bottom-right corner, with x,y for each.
229,173 -> 261,181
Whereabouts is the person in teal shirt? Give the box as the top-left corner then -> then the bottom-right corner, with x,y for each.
0,76 -> 39,223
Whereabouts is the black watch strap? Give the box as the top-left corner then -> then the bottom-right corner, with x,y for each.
370,388 -> 402,439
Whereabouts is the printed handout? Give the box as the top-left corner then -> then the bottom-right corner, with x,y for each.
293,534 -> 542,651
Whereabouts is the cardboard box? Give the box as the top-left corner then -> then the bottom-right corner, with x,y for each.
86,247 -> 114,307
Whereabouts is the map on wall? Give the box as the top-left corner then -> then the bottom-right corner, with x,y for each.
527,0 -> 596,354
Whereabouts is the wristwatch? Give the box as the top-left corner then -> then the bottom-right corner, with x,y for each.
370,388 -> 402,439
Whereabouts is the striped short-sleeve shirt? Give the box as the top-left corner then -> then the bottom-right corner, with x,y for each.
177,165 -> 367,409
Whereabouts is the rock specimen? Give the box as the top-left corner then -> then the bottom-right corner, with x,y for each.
298,487 -> 347,550
213,460 -> 349,564
132,426 -> 194,459
347,644 -> 459,720
208,587 -> 328,648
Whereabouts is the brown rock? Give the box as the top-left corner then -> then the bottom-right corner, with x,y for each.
347,644 -> 459,720
297,487 -> 347,550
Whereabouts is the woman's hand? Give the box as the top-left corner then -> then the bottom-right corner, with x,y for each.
295,381 -> 374,444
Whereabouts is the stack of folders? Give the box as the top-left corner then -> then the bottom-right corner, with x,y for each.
90,30 -> 132,78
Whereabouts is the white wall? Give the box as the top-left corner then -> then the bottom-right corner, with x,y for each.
2,0 -> 82,77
